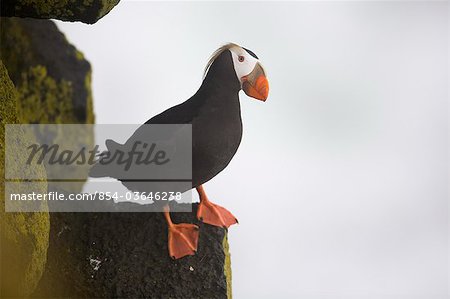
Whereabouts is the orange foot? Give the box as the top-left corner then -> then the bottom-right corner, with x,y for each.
196,185 -> 238,229
164,207 -> 199,259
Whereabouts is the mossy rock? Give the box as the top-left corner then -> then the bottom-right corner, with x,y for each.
0,18 -> 95,124
0,18 -> 95,193
0,60 -> 50,298
223,235 -> 233,299
0,0 -> 120,24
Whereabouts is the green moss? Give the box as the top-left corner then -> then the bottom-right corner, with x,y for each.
0,60 -> 50,298
75,49 -> 85,61
0,18 -> 35,85
2,0 -> 120,24
18,0 -> 74,16
99,0 -> 120,20
0,63 -> 19,125
16,65 -> 76,124
223,235 -> 233,299
85,70 -> 95,124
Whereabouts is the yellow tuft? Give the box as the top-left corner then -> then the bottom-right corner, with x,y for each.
203,43 -> 240,78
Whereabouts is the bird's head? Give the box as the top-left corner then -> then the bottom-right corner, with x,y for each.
204,43 -> 269,101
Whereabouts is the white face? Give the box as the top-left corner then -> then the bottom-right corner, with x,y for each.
229,46 -> 259,86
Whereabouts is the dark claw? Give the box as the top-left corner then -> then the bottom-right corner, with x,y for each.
171,256 -> 176,260
235,218 -> 239,224
199,217 -> 203,222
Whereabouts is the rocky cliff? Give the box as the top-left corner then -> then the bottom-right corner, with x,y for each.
0,60 -> 50,298
0,2 -> 232,298
1,0 -> 120,24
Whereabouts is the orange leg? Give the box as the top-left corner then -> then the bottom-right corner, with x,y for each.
164,205 -> 199,259
196,185 -> 238,229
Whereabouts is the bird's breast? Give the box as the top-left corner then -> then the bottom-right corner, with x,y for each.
191,99 -> 242,186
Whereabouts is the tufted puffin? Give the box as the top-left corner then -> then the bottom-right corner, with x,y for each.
90,43 -> 269,259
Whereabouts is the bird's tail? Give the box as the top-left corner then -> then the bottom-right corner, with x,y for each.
89,139 -> 122,178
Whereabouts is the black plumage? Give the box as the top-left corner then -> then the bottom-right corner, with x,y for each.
91,49 -> 243,190
148,50 -> 242,187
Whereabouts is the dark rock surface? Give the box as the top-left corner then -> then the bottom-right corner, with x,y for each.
1,0 -> 120,24
33,203 -> 232,299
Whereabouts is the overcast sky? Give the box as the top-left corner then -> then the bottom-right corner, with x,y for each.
57,1 -> 449,298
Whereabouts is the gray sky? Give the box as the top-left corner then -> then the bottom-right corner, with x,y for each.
57,1 -> 449,298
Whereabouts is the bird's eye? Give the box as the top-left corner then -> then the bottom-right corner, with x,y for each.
238,56 -> 245,62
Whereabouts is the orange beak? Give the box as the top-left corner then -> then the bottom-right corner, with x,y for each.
242,62 -> 269,101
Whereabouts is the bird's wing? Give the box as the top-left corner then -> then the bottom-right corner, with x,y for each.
122,95 -> 201,148
90,96 -> 202,180
144,95 -> 202,125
